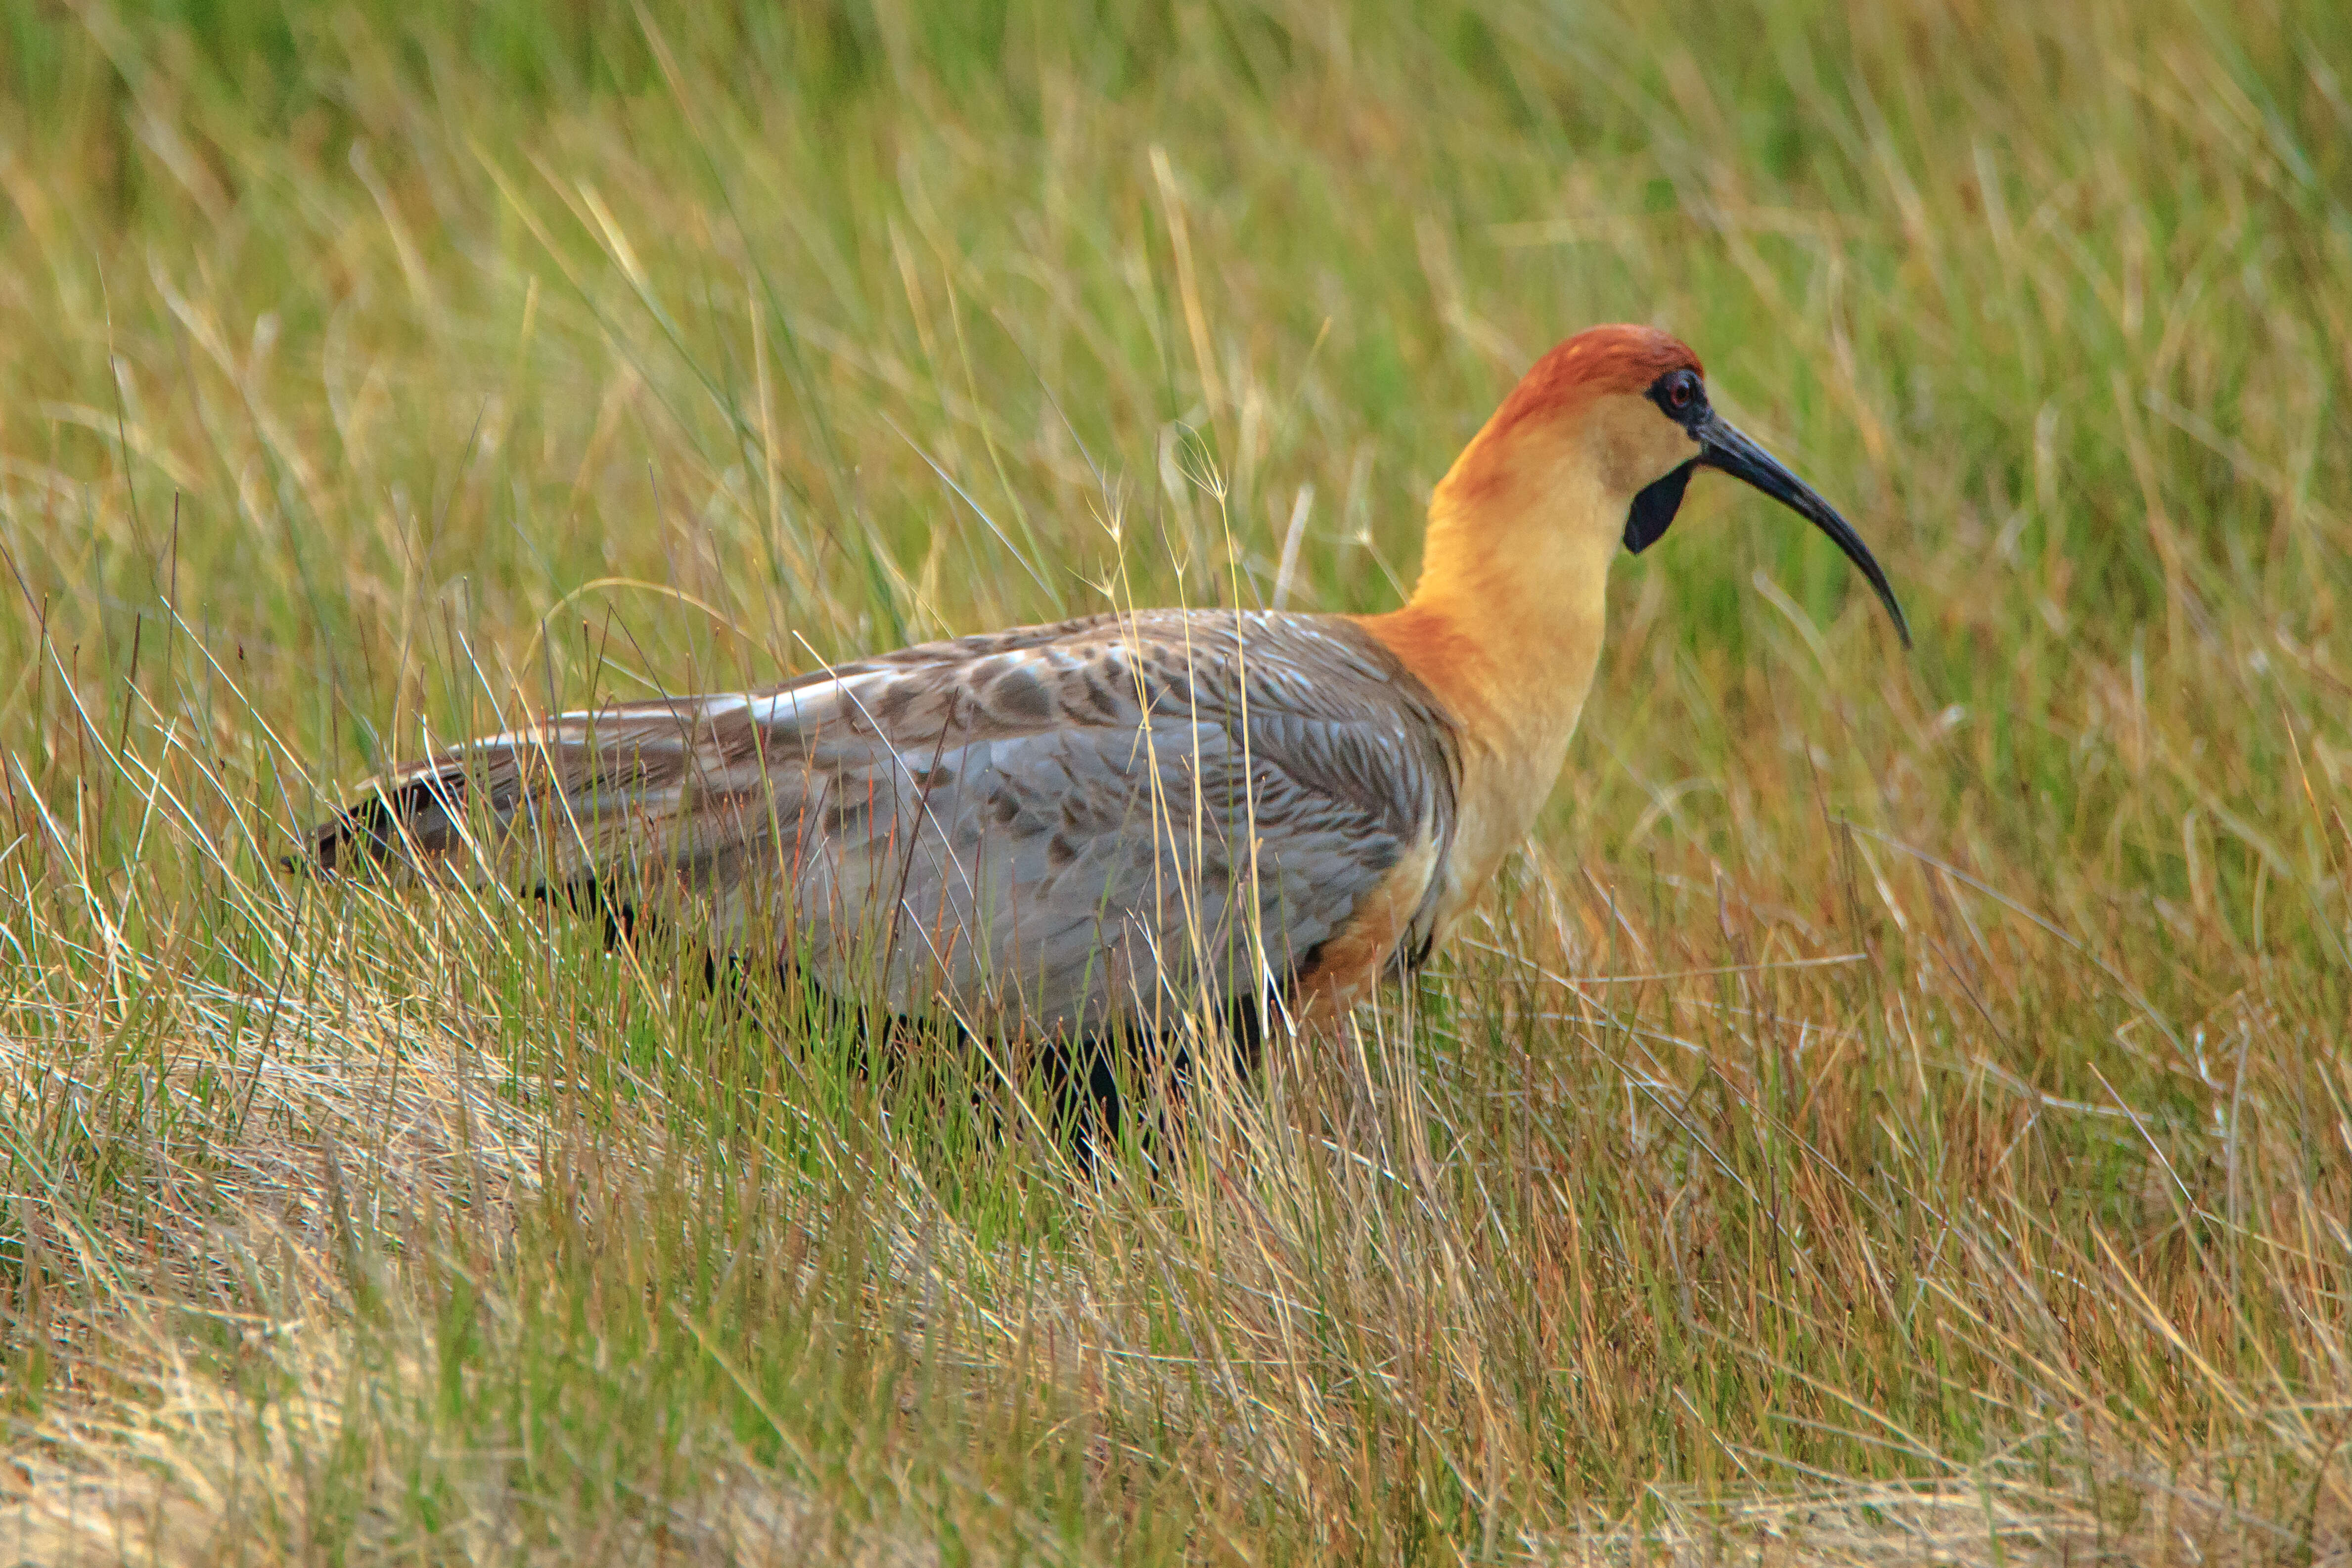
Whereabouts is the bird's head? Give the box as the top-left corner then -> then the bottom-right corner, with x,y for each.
1427,324 -> 1911,647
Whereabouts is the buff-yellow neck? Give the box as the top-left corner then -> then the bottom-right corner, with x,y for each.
1354,418 -> 1635,911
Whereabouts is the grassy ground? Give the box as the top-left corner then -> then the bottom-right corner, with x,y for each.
2,0 -> 2350,1561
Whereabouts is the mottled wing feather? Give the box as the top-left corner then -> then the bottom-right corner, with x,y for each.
308,611 -> 1459,1031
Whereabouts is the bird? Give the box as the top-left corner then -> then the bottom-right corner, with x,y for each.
304,324 -> 1908,1078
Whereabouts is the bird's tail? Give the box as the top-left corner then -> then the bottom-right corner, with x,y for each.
302,758 -> 474,876
295,703 -> 732,890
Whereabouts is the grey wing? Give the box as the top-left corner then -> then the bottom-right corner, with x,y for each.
801,711 -> 1425,1034
304,612 -> 1456,1033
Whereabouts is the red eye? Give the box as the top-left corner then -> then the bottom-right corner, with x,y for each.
1668,376 -> 1693,410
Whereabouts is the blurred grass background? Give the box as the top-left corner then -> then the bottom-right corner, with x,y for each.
1,0 -> 2349,1561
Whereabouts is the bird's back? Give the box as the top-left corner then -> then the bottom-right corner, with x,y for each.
309,608 -> 1461,1034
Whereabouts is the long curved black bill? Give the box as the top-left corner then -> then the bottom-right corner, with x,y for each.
1697,413 -> 1912,648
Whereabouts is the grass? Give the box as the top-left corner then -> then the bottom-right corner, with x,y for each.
2,0 -> 2349,1560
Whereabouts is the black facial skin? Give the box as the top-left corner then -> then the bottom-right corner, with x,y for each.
1624,460 -> 1693,554
1624,368 -> 1912,648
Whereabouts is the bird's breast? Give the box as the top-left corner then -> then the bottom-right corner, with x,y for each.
1422,714 -> 1585,939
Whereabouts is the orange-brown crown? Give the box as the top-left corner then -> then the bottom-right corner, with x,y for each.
1433,324 -> 1702,508
1482,324 -> 1703,445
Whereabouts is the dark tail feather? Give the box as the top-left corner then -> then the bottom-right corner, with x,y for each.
293,767 -> 471,877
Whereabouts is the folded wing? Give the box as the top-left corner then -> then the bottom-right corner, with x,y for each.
307,611 -> 1459,1032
